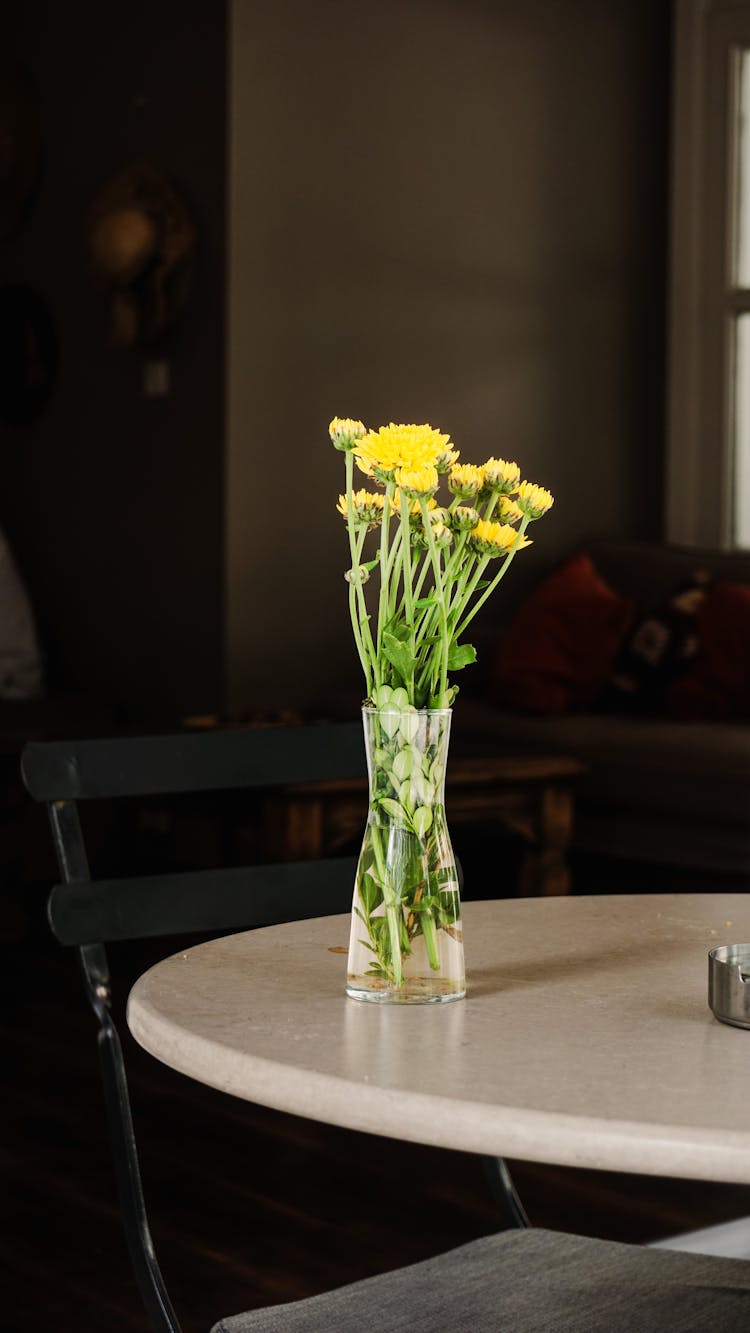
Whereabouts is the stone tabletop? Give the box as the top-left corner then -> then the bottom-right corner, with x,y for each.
127,895 -> 750,1184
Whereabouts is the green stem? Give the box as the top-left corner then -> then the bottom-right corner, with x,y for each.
447,492 -> 499,622
420,498 -> 450,706
376,483 -> 394,666
399,493 -> 417,703
413,511 -> 475,683
455,518 -> 531,638
421,895 -> 440,971
348,530 -> 373,690
385,522 -> 403,620
344,452 -> 376,696
369,821 -> 403,987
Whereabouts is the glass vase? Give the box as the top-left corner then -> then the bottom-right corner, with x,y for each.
346,705 -> 465,1004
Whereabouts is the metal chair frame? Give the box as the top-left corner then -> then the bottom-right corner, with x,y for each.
21,723 -> 527,1333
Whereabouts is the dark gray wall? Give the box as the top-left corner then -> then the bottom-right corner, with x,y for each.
227,0 -> 672,714
2,0 -> 226,726
2,0 -> 670,726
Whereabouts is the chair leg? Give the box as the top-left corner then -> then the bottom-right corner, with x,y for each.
97,1014 -> 183,1332
481,1156 -> 530,1229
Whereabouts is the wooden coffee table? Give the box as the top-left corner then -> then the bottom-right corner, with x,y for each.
262,754 -> 586,897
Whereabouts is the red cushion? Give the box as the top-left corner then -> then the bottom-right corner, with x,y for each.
667,581 -> 750,721
490,550 -> 635,715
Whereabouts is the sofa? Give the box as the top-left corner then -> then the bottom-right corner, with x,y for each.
453,536 -> 750,885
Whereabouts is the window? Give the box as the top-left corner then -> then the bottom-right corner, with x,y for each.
732,52 -> 750,542
668,0 -> 750,549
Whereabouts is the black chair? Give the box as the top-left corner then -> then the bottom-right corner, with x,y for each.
21,725 -> 750,1332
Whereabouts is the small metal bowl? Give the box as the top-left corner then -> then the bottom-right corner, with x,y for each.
708,944 -> 750,1029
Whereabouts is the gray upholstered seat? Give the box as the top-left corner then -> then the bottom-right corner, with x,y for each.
211,1227 -> 750,1332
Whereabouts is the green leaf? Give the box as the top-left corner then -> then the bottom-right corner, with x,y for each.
399,710 -> 420,743
412,806 -> 433,837
392,747 -> 414,781
384,618 -> 411,643
382,631 -> 416,685
411,772 -> 433,806
413,594 -> 436,610
447,642 -> 477,671
378,797 -> 408,823
358,869 -> 382,915
379,709 -> 400,738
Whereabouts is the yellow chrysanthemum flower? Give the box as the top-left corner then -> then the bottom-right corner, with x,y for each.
496,496 -> 524,525
394,464 -> 439,499
469,520 -> 532,557
447,463 -> 484,499
337,489 -> 387,526
329,417 -> 366,451
354,422 -> 452,481
516,481 -> 554,519
482,457 -> 521,494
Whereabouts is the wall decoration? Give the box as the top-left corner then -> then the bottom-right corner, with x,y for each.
85,162 -> 196,347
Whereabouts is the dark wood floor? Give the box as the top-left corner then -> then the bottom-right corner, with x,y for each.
6,839 -> 750,1332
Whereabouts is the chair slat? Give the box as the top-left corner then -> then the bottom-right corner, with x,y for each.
47,858 -> 358,946
21,723 -> 365,801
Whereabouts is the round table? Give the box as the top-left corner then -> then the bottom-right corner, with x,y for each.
127,894 -> 750,1184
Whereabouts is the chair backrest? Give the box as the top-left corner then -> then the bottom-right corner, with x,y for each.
21,721 -> 366,1333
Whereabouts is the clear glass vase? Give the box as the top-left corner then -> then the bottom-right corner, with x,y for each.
346,705 -> 465,1004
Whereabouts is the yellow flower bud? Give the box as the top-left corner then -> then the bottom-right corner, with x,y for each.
447,505 -> 480,533
394,464 -> 439,499
516,481 -> 554,520
469,520 -> 532,557
447,463 -> 484,499
482,457 -> 521,494
435,446 -> 461,474
329,417 -> 366,451
496,496 -> 524,525
337,489 -> 387,527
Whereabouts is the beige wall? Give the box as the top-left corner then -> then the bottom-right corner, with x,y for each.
227,0 -> 670,713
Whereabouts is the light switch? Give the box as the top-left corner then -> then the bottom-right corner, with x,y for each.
143,360 -> 171,397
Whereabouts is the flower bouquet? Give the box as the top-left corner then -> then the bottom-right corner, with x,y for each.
330,418 -> 553,1002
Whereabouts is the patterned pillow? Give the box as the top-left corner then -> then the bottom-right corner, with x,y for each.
667,580 -> 750,721
596,571 -> 711,716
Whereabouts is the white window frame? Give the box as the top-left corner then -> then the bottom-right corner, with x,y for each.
667,0 -> 750,549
